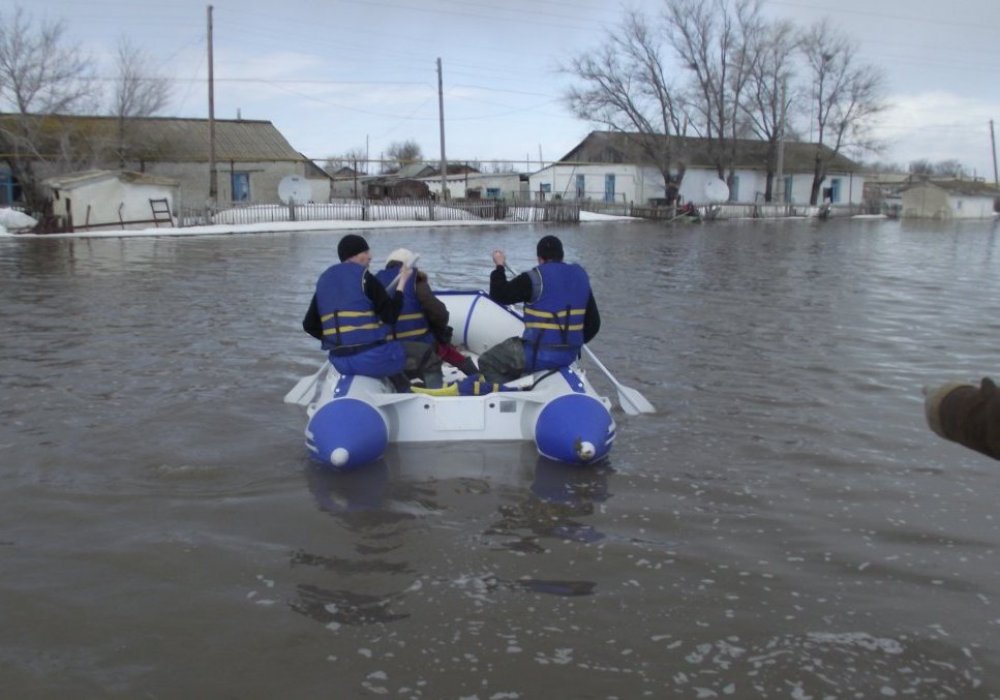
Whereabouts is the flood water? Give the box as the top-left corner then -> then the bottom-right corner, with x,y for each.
2,217 -> 999,698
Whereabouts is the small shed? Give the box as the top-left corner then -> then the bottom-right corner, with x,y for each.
44,170 -> 181,231
900,179 -> 999,220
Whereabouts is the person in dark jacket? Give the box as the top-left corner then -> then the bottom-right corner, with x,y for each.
477,235 -> 600,384
302,234 -> 412,389
374,248 -> 448,388
374,248 -> 479,386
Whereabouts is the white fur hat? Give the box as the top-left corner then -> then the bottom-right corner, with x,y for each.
385,247 -> 416,267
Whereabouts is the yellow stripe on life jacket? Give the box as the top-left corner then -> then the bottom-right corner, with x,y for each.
322,322 -> 381,335
320,309 -> 376,322
523,306 -> 585,331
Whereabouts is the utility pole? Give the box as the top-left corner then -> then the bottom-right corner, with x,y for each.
991,119 -> 998,187
207,5 -> 217,205
437,58 -> 447,201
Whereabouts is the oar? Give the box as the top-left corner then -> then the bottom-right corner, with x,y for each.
283,361 -> 328,405
503,262 -> 655,415
283,256 -> 419,406
581,345 -> 655,415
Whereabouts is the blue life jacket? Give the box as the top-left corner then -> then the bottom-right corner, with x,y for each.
315,262 -> 388,353
374,266 -> 433,344
522,262 -> 591,371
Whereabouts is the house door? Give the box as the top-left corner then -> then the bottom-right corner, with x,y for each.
830,178 -> 841,203
231,172 -> 250,202
576,174 -> 585,199
604,174 -> 615,203
0,168 -> 15,206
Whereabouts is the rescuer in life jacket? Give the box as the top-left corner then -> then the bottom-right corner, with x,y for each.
477,235 -> 600,384
374,247 -> 452,388
301,234 -> 412,391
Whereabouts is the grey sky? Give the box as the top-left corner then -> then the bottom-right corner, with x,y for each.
18,0 -> 1000,177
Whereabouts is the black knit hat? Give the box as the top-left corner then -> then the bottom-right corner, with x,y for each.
536,235 -> 564,261
337,234 -> 370,261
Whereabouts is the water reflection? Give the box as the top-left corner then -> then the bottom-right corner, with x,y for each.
485,458 -> 611,550
301,447 -> 611,600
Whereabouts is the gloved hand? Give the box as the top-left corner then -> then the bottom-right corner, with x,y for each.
435,325 -> 454,344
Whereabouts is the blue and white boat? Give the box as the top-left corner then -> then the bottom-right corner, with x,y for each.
296,290 -> 618,471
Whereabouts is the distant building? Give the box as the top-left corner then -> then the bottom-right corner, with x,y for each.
900,179 -> 999,220
530,131 -> 863,208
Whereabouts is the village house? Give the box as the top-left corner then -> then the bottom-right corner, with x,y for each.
421,170 -> 528,201
1,115 -> 331,215
900,179 -> 999,220
529,131 -> 864,211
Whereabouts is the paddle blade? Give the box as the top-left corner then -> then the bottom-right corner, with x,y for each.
616,385 -> 655,415
283,364 -> 326,405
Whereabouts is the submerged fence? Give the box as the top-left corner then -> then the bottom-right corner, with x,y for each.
179,198 -> 580,228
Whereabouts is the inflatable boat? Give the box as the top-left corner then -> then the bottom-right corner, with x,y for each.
297,290 -> 617,471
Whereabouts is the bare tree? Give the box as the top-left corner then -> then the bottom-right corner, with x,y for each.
932,159 -> 967,178
110,37 -> 172,167
739,19 -> 798,201
324,147 -> 367,175
801,19 -> 886,204
385,139 -> 423,171
563,0 -> 763,201
663,0 -> 763,189
562,9 -> 688,200
0,5 -> 93,214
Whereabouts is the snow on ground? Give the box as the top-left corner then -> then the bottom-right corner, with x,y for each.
0,208 -> 38,232
2,204 -> 639,239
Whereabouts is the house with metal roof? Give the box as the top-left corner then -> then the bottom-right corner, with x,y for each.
529,131 -> 863,209
900,179 -> 999,219
1,114 -> 331,212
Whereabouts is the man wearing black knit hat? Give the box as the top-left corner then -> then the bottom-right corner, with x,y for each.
302,234 -> 413,389
476,235 -> 600,384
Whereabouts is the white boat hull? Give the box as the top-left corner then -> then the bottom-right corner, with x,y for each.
304,291 -> 615,470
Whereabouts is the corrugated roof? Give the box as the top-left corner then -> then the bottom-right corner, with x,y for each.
901,179 -> 1000,197
560,131 -> 861,173
44,169 -> 180,189
2,114 -> 303,162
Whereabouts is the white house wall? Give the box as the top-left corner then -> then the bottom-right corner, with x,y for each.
947,194 -> 995,219
423,173 -> 524,200
127,159 -> 321,206
529,164 -> 643,204
55,178 -> 177,229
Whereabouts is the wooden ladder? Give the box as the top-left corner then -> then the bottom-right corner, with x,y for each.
149,198 -> 174,227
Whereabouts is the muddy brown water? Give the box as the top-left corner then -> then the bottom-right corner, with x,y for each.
2,217 -> 999,698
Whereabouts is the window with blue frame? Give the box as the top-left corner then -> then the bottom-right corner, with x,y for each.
231,172 -> 250,202
486,187 -> 501,199
0,168 -> 16,206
